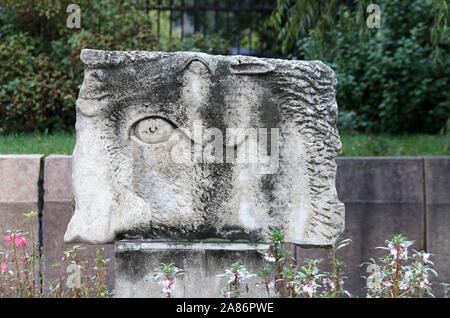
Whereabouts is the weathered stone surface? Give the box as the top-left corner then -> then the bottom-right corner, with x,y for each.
424,157 -> 450,297
43,155 -> 73,202
42,155 -> 115,290
65,49 -> 344,246
0,155 -> 43,203
0,155 -> 42,253
115,241 -> 268,298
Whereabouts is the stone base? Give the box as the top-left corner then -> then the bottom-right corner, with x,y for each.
115,241 -> 269,298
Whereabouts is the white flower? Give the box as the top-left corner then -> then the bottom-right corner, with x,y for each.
404,270 -> 413,280
399,281 -> 409,290
419,277 -> 429,288
158,277 -> 170,288
399,247 -> 408,260
302,282 -> 317,297
158,277 -> 176,294
389,244 -> 397,257
264,253 -> 276,263
322,278 -> 336,290
268,281 -> 274,290
422,253 -> 431,263
225,291 -> 231,298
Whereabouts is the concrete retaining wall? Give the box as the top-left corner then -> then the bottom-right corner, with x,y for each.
0,155 -> 448,297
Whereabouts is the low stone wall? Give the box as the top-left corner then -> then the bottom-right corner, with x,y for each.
0,155 -> 448,297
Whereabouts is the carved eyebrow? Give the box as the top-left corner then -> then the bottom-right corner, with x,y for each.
229,60 -> 275,75
183,57 -> 211,73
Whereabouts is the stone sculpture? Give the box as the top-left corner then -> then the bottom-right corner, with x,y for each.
65,49 -> 344,246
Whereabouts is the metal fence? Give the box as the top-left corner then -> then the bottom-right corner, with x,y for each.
143,0 -> 279,57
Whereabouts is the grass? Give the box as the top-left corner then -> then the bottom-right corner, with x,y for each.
340,134 -> 449,156
0,131 -> 76,155
0,131 -> 448,156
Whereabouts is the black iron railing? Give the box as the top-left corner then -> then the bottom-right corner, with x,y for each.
143,0 -> 280,57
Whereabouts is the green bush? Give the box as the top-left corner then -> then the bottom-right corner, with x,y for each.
0,32 -> 76,132
287,0 -> 450,134
0,0 -> 230,133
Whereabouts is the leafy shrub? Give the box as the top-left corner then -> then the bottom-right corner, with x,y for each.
284,0 -> 450,134
0,33 -> 76,132
217,262 -> 255,298
362,234 -> 437,298
219,230 -> 447,298
0,0 -> 230,133
153,263 -> 185,298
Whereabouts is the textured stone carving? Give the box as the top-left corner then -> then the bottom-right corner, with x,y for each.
64,49 -> 344,246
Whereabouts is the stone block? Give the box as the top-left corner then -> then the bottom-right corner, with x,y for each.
66,50 -> 344,247
43,155 -> 73,202
0,155 -> 43,203
115,242 -> 269,298
42,156 -> 115,291
0,155 -> 42,259
424,157 -> 450,297
335,157 -> 425,203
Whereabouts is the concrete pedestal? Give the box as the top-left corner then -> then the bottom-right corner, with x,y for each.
115,241 -> 269,298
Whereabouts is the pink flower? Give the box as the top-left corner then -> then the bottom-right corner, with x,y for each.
303,282 -> 315,297
1,263 -> 6,272
14,234 -> 26,247
322,278 -> 336,290
21,253 -> 28,263
158,277 -> 170,288
264,253 -> 276,263
225,291 -> 231,298
5,254 -> 9,260
267,281 -> 274,290
419,277 -> 429,288
158,277 -> 176,294
235,272 -> 244,282
4,235 -> 11,243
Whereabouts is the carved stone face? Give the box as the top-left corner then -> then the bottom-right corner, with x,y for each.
64,49 -> 344,246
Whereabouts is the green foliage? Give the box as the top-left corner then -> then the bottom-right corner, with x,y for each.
0,0 -> 230,133
257,232 -> 351,298
217,262 -> 256,298
273,0 -> 450,134
0,32 -> 76,132
340,133 -> 450,157
361,234 -> 438,298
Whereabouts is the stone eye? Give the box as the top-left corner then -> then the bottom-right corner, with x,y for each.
134,117 -> 174,144
186,60 -> 209,74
